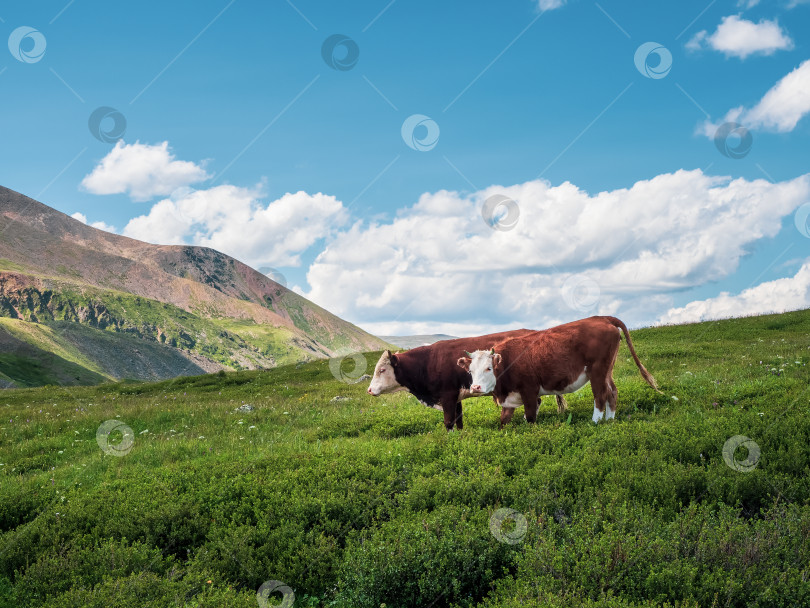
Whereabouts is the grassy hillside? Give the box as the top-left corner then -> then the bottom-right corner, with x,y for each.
0,318 -> 216,388
0,185 -> 391,384
1,311 -> 809,607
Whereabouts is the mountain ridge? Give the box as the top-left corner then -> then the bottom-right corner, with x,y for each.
0,185 -> 388,386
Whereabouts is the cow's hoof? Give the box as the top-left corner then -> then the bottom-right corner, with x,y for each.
592,406 -> 604,424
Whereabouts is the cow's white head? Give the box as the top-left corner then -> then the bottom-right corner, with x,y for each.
457,349 -> 502,394
367,350 -> 405,396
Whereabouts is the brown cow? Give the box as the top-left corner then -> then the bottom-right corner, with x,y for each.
457,316 -> 658,427
367,330 -> 566,430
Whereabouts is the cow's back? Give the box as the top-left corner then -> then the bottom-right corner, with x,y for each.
405,329 -> 534,397
493,318 -> 622,392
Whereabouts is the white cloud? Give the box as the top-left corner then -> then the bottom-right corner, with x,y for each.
122,184 -> 347,268
302,170 -> 810,334
659,260 -> 810,325
737,0 -> 760,8
687,15 -> 793,59
701,59 -> 810,135
70,211 -> 116,234
81,141 -> 210,202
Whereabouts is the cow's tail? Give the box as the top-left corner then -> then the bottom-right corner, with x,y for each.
605,316 -> 660,391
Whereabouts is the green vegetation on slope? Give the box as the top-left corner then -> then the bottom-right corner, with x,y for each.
0,310 -> 809,607
0,284 -> 335,385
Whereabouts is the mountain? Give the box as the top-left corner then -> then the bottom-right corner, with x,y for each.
380,334 -> 460,349
0,186 -> 388,387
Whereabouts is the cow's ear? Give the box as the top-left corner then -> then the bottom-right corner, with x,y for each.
457,357 -> 471,371
492,353 -> 502,365
389,353 -> 399,366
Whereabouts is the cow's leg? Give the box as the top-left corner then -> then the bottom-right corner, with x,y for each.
590,371 -> 610,424
455,401 -> 464,430
605,379 -> 618,420
500,407 -> 516,428
521,387 -> 540,423
604,343 -> 620,421
440,395 -> 462,431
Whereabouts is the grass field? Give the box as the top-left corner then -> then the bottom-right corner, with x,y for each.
1,311 -> 810,607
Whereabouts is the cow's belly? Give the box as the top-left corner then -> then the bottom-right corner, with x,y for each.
499,369 -> 590,409
538,369 -> 589,395
417,398 -> 445,411
500,392 -> 524,409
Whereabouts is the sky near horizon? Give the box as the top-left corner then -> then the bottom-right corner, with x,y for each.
1,0 -> 810,336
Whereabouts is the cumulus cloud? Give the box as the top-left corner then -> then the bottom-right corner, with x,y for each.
70,211 -> 116,234
687,15 -> 793,58
81,141 -> 210,202
302,170 -> 810,334
700,59 -> 810,136
659,260 -> 810,325
122,184 -> 347,268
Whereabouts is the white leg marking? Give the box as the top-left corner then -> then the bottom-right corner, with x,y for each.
592,401 -> 604,424
605,401 -> 615,420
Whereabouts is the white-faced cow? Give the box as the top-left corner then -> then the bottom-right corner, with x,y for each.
457,316 -> 658,427
367,330 -> 566,430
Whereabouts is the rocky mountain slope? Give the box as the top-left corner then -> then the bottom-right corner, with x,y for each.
0,186 -> 388,387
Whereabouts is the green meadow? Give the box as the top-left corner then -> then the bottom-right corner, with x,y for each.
1,311 -> 809,607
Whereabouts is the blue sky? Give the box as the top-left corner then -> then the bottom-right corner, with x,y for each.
2,0 -> 810,335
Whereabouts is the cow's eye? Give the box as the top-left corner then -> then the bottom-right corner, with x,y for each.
486,367 -> 491,372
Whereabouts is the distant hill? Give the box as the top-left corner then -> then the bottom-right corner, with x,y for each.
0,186 -> 389,387
380,334 -> 459,349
